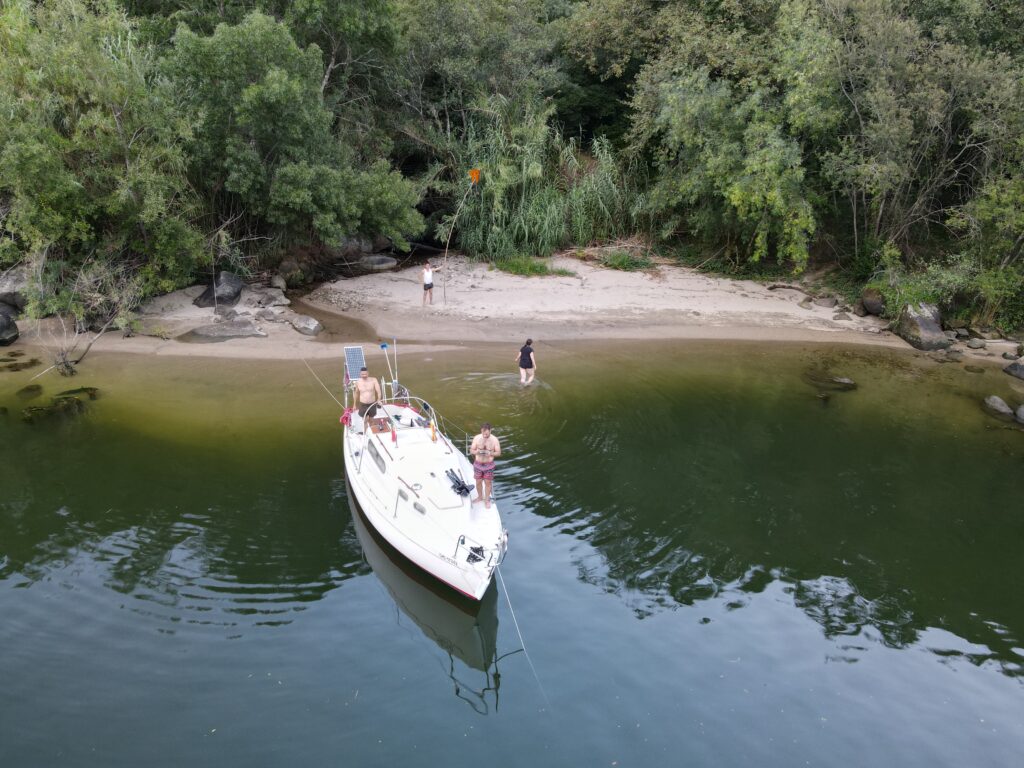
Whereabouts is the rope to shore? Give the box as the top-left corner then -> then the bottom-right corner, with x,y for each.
497,566 -> 552,712
302,358 -> 345,411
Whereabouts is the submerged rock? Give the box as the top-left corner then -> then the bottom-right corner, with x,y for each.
1004,359 -> 1024,381
22,395 -> 88,423
16,384 -> 43,400
3,357 -> 40,372
965,365 -> 985,374
929,349 -> 964,363
896,303 -> 951,351
802,369 -> 858,391
982,395 -> 1014,421
57,386 -> 99,401
814,296 -> 838,308
1017,405 -> 1024,425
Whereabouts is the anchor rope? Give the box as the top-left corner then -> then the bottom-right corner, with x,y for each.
497,566 -> 551,712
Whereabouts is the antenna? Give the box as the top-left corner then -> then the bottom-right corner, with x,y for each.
380,341 -> 396,392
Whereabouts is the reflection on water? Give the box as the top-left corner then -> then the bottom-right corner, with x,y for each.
348,485 -> 505,714
430,342 -> 1024,679
1,341 -> 1022,766
0,410 -> 366,633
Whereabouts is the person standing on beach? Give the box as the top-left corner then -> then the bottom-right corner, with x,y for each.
422,260 -> 439,306
516,338 -> 537,385
352,366 -> 382,419
469,422 -> 501,508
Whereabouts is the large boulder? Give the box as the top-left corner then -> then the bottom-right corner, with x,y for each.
289,314 -> 323,336
338,236 -> 374,260
896,303 -> 951,351
1004,359 -> 1024,381
193,271 -> 245,308
0,264 -> 30,310
861,287 -> 885,316
234,286 -> 290,311
0,313 -> 18,346
0,301 -> 19,320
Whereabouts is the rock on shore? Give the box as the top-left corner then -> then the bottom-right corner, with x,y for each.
896,303 -> 951,351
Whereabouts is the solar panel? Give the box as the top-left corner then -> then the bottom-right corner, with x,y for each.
344,346 -> 366,381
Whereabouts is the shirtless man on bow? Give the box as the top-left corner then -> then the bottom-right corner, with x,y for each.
352,366 -> 382,419
469,422 -> 501,508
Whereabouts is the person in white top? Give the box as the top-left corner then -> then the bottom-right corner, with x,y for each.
422,260 -> 440,305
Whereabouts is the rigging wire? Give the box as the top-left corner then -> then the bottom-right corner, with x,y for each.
497,566 -> 552,712
302,358 -> 345,411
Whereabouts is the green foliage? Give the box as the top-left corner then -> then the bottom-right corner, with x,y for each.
5,0 -> 1024,329
435,96 -> 641,261
0,0 -> 205,313
494,257 -> 574,277
625,1 -> 835,269
165,11 -> 422,249
599,249 -> 650,271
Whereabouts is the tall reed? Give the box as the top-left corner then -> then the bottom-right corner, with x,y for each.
435,96 -> 644,262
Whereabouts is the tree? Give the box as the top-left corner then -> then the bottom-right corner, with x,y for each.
164,11 -> 422,251
0,0 -> 205,301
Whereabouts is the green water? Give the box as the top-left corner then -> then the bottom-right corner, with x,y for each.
1,341 -> 1022,766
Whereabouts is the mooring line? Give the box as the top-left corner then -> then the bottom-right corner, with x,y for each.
302,358 -> 345,411
497,566 -> 552,712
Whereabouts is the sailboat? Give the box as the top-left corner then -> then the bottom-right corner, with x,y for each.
341,343 -> 508,601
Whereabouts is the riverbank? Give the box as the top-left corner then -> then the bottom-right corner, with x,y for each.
9,254 -> 1023,367
12,254 -> 910,362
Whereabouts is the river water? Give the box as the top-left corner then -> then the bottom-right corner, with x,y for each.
1,340 -> 1022,766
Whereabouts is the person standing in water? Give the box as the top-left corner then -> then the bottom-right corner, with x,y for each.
469,423 -> 501,508
422,260 -> 439,306
516,338 -> 536,385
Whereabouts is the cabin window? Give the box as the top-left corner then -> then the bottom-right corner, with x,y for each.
367,441 -> 386,474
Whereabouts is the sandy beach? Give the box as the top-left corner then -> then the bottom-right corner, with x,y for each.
306,254 -> 899,345
10,253 -> 951,361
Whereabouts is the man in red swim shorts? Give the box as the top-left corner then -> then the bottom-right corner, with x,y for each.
469,422 -> 501,509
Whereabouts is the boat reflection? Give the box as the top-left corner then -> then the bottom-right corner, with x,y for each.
347,484 -> 507,713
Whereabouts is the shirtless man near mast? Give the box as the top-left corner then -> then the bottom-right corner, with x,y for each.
469,423 -> 501,509
352,366 -> 382,420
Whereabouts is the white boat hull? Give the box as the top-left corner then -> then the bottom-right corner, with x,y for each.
343,402 -> 507,601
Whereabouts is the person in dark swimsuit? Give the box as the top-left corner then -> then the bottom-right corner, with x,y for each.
516,338 -> 536,385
